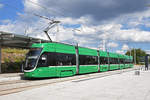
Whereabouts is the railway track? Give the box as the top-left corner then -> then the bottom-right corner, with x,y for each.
0,67 -> 140,96
0,80 -> 29,86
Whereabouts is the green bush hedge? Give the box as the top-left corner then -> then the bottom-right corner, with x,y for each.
1,48 -> 28,73
2,62 -> 23,73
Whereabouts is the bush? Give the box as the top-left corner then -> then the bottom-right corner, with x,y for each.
1,48 -> 28,73
2,62 -> 23,73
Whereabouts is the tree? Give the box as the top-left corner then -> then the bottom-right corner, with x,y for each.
125,48 -> 146,64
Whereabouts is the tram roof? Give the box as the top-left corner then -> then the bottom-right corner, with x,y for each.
118,54 -> 126,58
109,52 -> 118,58
0,31 -> 51,49
99,50 -> 108,57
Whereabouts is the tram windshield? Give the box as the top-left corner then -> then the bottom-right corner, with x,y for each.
24,48 -> 42,70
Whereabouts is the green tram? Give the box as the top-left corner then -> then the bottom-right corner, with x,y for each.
24,42 -> 133,78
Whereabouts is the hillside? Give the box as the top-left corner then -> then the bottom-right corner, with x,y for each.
1,48 -> 28,73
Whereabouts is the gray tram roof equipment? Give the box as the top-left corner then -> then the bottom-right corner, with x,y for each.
0,31 -> 51,73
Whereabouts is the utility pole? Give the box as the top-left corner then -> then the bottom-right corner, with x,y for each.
134,48 -> 136,64
102,39 -> 106,51
75,43 -> 79,74
72,29 -> 81,44
130,48 -> 132,56
25,28 -> 28,36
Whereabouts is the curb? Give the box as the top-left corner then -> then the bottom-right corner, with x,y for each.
0,76 -> 21,82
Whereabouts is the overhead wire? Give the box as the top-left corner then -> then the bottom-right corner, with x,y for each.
1,0 -> 75,21
1,0 -> 139,49
26,0 -> 66,18
0,0 -> 59,20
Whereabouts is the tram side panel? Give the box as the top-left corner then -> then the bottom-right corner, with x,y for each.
78,47 -> 99,74
109,53 -> 120,70
24,42 -> 134,78
54,43 -> 77,77
99,51 -> 109,72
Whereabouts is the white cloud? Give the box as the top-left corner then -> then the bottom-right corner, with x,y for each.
107,42 -> 118,48
145,50 -> 150,55
1,14 -> 150,50
109,28 -> 150,42
59,17 -> 92,25
1,0 -> 150,51
116,50 -> 125,54
21,0 -> 150,44
122,44 -> 129,51
0,19 -> 11,24
24,0 -> 41,12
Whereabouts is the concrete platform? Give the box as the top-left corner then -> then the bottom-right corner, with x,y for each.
0,73 -> 23,82
0,69 -> 150,100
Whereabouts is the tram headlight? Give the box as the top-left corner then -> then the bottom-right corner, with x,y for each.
41,55 -> 46,60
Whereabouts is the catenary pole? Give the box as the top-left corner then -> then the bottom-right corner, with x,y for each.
75,43 -> 79,74
130,48 -> 132,56
134,48 -> 136,64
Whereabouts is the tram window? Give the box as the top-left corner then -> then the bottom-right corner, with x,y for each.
38,52 -> 76,67
48,52 -> 56,66
125,59 -> 127,64
100,57 -> 104,64
126,59 -> 131,64
129,59 -> 132,64
119,59 -> 125,64
100,57 -> 109,64
118,58 -> 121,64
120,59 -> 122,64
125,59 -> 128,64
109,58 -> 117,64
109,58 -> 113,64
79,55 -> 98,65
114,58 -> 119,64
117,58 -> 120,64
38,53 -> 48,67
55,53 -> 76,66
129,59 -> 133,64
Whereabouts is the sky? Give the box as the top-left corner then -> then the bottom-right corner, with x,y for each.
0,0 -> 150,54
